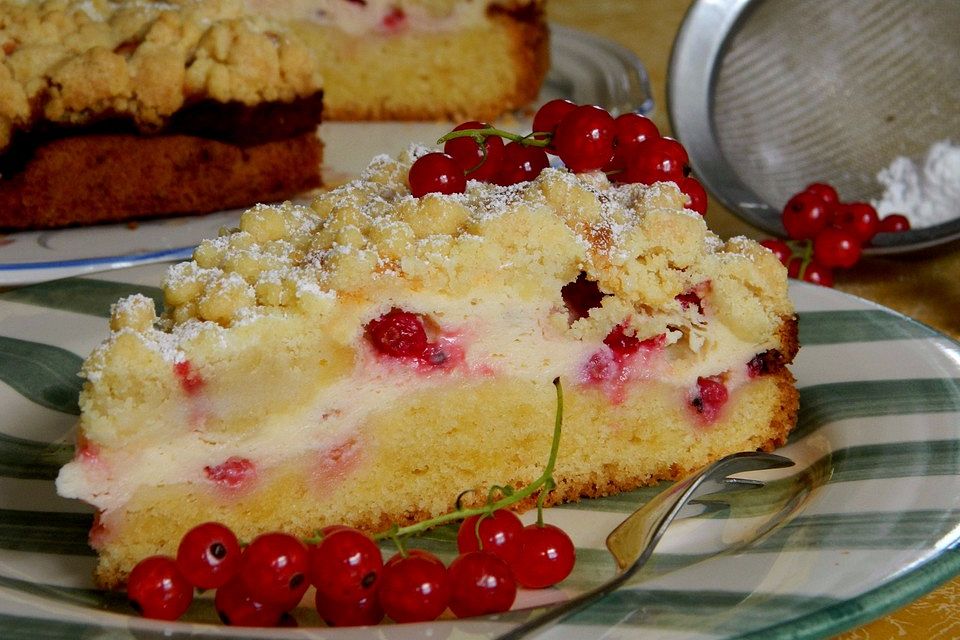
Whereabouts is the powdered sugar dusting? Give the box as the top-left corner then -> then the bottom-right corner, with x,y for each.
873,139 -> 960,228
110,294 -> 155,319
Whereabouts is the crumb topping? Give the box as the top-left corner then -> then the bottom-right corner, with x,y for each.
92,147 -> 793,383
0,0 -> 323,151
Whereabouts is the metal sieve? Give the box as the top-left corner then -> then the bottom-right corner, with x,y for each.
668,0 -> 960,253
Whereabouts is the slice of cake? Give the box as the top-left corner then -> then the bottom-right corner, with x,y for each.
244,0 -> 549,121
0,0 -> 324,230
56,146 -> 799,588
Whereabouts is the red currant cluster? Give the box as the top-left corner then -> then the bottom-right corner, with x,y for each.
407,99 -> 708,215
125,381 -> 576,628
761,183 -> 911,287
126,513 -> 574,627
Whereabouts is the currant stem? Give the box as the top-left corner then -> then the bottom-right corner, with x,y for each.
438,127 -> 550,149
371,378 -> 564,541
797,239 -> 813,280
388,526 -> 407,558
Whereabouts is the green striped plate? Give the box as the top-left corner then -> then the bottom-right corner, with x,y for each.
1,269 -> 958,639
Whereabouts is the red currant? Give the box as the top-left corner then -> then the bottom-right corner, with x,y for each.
748,350 -> 781,377
239,532 -> 310,609
676,290 -> 704,313
813,227 -> 862,269
802,260 -> 835,287
512,523 -> 576,589
611,113 -> 660,161
496,142 -> 549,186
456,509 -> 524,564
378,549 -> 450,623
583,349 -> 617,383
176,522 -> 241,590
782,191 -> 830,239
366,308 -> 428,358
315,590 -> 385,627
443,121 -> 505,182
834,202 -> 879,243
602,323 -> 640,357
879,213 -> 911,232
173,360 -> 204,394
759,238 -> 792,265
408,152 -> 466,198
553,105 -> 616,172
309,527 -> 383,602
692,375 -> 728,421
215,576 -> 285,627
127,555 -> 194,621
677,176 -> 707,215
532,98 -> 577,148
787,256 -> 803,278
447,551 -> 517,618
803,182 -> 840,207
204,456 -> 255,489
618,137 -> 688,185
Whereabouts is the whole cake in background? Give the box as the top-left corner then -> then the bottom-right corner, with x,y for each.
0,0 -> 325,230
56,140 -> 800,589
246,0 -> 549,120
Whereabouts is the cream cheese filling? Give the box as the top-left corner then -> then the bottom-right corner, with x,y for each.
55,293 -> 775,515
245,0 -> 492,35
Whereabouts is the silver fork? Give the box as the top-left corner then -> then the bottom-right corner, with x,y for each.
496,451 -> 796,640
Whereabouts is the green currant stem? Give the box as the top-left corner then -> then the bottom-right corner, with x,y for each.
796,239 -> 813,280
372,377 -> 564,541
389,527 -> 408,558
437,127 -> 550,149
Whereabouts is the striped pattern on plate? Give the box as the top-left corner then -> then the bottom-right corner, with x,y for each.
1,270 -> 958,639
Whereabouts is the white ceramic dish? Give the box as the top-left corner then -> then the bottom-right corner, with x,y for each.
1,275 -> 959,638
0,25 -> 652,287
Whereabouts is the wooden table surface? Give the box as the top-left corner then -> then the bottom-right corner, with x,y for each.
547,1 -> 960,638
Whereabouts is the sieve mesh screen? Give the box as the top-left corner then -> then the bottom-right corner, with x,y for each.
711,0 -> 960,210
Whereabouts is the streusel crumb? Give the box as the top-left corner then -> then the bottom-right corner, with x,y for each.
155,146 -> 791,345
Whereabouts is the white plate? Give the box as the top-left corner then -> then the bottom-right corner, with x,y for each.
0,25 -> 653,287
1,277 -> 959,638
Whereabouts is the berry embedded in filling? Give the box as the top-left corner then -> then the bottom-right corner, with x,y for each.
690,375 -> 729,423
603,323 -> 665,357
675,281 -> 710,315
366,308 -> 428,358
380,6 -> 406,32
364,308 -> 465,372
174,360 -> 205,395
205,457 -> 257,491
748,349 -> 786,377
581,322 -> 666,402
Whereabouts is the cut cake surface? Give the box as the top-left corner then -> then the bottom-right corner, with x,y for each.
56,147 -> 799,588
245,0 -> 549,120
